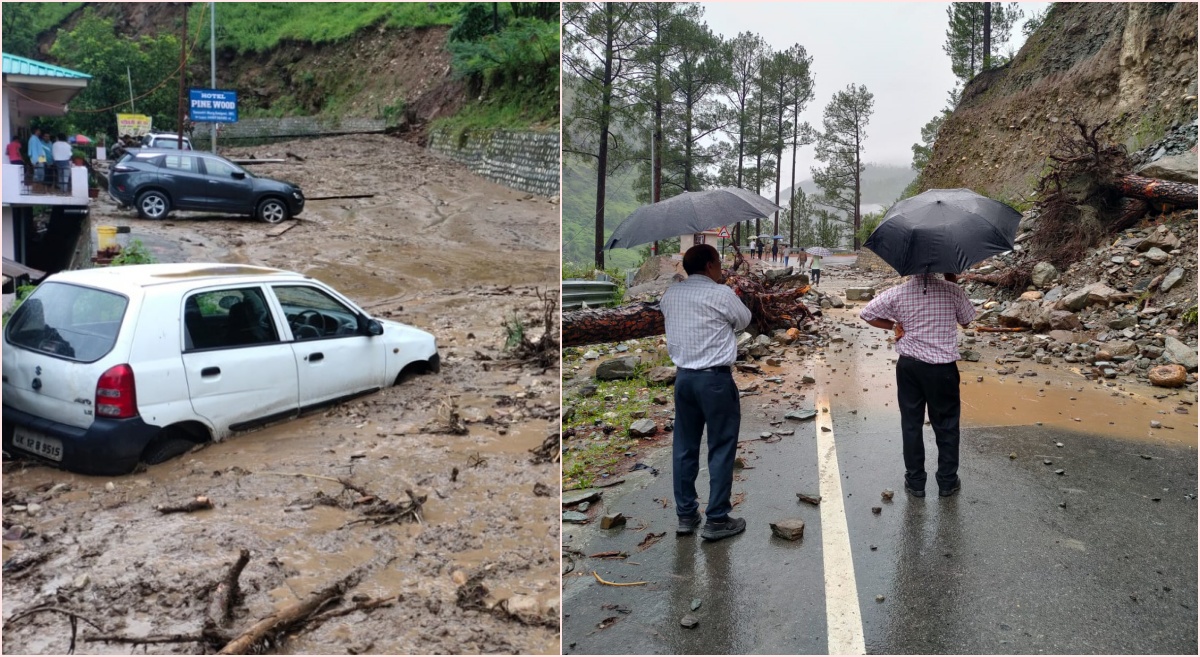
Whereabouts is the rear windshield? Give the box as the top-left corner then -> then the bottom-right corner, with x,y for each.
5,282 -> 128,362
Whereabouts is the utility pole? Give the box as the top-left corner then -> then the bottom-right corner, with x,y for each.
650,128 -> 658,257
210,1 -> 217,153
177,2 -> 189,149
126,66 -> 135,111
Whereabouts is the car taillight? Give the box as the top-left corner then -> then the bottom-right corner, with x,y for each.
96,364 -> 138,419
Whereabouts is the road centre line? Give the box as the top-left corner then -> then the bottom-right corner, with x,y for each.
815,392 -> 866,655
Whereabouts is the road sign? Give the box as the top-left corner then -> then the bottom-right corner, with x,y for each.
717,226 -> 730,238
188,88 -> 238,123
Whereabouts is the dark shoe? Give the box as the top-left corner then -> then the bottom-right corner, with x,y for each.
701,516 -> 746,541
905,483 -> 926,498
676,514 -> 702,535
939,480 -> 962,497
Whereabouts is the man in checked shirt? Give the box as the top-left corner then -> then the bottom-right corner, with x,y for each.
859,272 -> 976,498
660,244 -> 752,540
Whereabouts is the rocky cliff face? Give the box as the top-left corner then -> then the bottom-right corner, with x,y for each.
918,2 -> 1198,201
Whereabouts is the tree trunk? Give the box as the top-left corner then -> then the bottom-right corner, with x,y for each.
563,303 -> 665,348
593,8 -> 615,270
1114,174 -> 1198,207
983,3 -> 992,71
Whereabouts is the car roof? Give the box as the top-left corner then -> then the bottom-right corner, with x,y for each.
46,263 -> 310,293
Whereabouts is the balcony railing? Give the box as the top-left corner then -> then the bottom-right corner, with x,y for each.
2,163 -> 90,205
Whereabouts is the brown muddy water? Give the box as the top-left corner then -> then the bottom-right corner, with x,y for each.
2,135 -> 561,654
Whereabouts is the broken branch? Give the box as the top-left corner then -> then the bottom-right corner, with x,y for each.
217,569 -> 363,655
155,496 -> 214,514
592,571 -> 648,587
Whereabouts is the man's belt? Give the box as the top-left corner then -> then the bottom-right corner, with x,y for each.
678,365 -> 731,373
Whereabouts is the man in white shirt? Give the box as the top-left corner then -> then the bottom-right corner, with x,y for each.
51,133 -> 72,191
660,244 -> 752,541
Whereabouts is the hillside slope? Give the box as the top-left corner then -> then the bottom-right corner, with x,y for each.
917,2 -> 1198,201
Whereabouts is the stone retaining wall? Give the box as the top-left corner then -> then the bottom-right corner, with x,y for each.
427,127 -> 560,197
854,247 -> 898,275
193,117 -> 387,141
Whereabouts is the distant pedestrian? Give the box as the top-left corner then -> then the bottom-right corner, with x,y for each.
783,245 -> 791,267
756,241 -> 764,259
810,252 -> 823,286
660,244 -> 752,541
770,241 -> 778,263
859,272 -> 976,498
28,128 -> 48,183
7,136 -> 23,164
52,133 -> 72,191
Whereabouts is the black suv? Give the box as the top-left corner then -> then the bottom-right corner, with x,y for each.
109,149 -> 304,223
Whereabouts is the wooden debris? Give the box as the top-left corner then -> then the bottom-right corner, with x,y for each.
636,531 -> 666,551
304,193 -> 377,201
592,571 -> 648,587
530,433 -> 560,464
204,549 -> 250,636
156,496 -> 214,514
588,550 -> 629,559
266,222 -> 297,237
217,569 -> 363,655
5,605 -> 104,653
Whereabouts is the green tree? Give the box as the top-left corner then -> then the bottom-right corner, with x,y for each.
911,112 -> 946,172
812,208 -> 845,249
767,44 -> 815,245
943,2 -> 1022,84
45,10 -> 183,138
662,17 -> 730,194
719,31 -> 770,245
811,83 -> 874,250
563,2 -> 649,269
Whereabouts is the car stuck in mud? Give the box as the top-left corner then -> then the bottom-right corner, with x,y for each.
2,263 -> 439,476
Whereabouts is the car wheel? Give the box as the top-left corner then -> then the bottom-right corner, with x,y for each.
137,190 -> 170,220
141,430 -> 196,465
257,198 -> 289,224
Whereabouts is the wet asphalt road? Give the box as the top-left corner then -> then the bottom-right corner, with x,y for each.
562,305 -> 1198,655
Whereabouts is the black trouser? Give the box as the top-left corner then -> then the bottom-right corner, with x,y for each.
896,355 -> 960,490
673,367 -> 740,521
811,268 -> 821,285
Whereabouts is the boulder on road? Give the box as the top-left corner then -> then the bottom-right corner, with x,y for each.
999,299 -> 1041,328
1136,152 -> 1198,184
1163,336 -> 1198,372
1056,282 -> 1121,312
628,418 -> 658,437
846,287 -> 876,301
596,356 -> 640,381
1049,310 -> 1083,331
1148,364 -> 1188,388
1031,261 -> 1059,288
645,366 -> 677,385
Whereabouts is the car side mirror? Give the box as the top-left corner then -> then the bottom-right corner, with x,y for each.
232,171 -> 246,180
360,317 -> 384,336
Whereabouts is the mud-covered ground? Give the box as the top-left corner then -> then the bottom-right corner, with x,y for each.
2,135 -> 561,654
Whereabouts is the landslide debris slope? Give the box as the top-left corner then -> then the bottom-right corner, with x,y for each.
918,2 -> 1198,203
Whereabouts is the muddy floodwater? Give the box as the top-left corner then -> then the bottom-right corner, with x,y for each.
2,135 -> 561,654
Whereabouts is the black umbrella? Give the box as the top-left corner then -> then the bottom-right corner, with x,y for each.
604,187 -> 783,250
863,188 -> 1021,275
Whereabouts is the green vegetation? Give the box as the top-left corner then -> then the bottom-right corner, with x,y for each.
503,312 -> 526,351
0,3 -> 83,58
109,239 -> 157,266
2,284 -> 38,327
436,3 -> 560,135
855,210 -> 885,245
562,354 -> 675,490
200,2 -> 461,53
1183,306 -> 1197,325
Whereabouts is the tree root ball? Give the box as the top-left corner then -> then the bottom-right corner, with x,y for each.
1148,364 -> 1188,388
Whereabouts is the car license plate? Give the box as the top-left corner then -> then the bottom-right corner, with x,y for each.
12,427 -> 64,462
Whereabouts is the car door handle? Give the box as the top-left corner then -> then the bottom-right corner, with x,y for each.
307,353 -> 324,362
201,366 -> 220,377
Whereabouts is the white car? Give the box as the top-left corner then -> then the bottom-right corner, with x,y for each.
2,264 -> 439,475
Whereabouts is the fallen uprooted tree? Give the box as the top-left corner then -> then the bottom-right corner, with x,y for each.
965,118 -> 1197,291
563,247 -> 813,348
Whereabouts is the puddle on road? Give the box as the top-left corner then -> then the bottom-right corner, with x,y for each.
739,308 -> 1197,449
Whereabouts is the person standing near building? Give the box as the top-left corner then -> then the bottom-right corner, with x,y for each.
51,133 -> 72,191
660,244 -> 752,541
7,136 -> 24,164
28,128 -> 47,183
858,272 -> 976,498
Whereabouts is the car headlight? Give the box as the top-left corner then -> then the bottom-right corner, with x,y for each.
292,191 -> 303,200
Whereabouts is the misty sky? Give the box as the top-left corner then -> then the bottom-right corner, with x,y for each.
699,1 -> 1050,189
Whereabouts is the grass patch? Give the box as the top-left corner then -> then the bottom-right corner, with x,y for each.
432,85 -> 559,136
202,2 -> 460,54
562,352 -> 675,489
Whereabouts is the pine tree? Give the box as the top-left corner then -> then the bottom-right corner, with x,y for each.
811,84 -> 874,250
943,2 -> 1023,85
